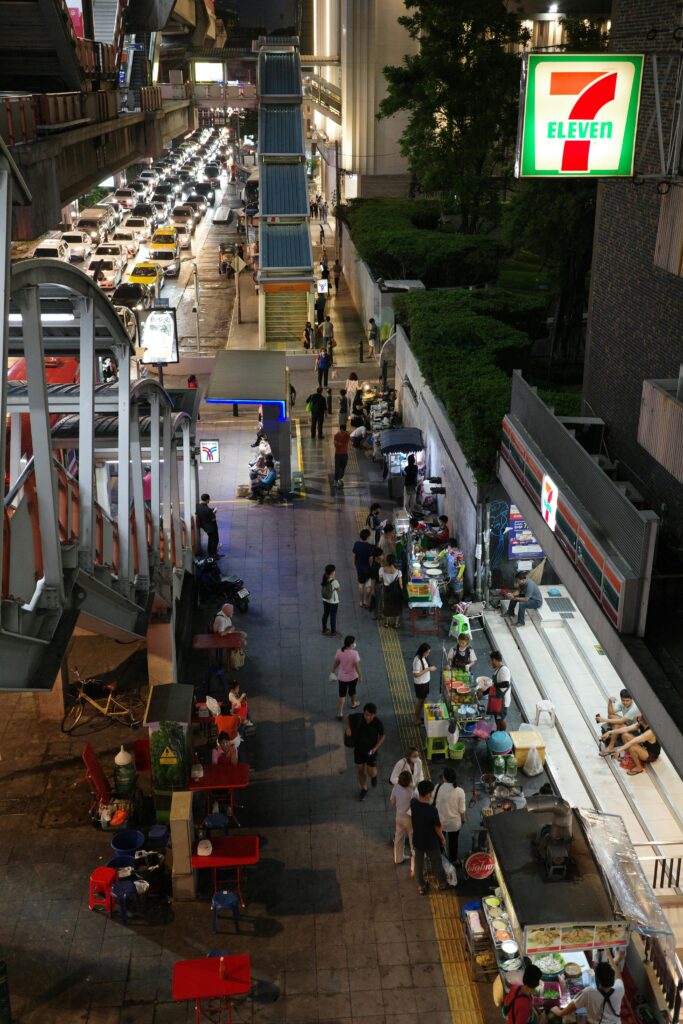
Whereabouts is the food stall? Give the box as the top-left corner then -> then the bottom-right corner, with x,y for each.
379,427 -> 424,502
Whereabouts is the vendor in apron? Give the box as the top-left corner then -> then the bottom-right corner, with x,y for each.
485,651 -> 512,727
448,634 -> 477,679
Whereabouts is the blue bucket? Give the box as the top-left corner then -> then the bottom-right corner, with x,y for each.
110,829 -> 145,855
107,855 -> 135,870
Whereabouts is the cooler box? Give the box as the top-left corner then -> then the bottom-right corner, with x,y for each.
424,703 -> 451,738
510,729 -> 546,768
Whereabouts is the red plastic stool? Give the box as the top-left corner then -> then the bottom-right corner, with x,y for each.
89,867 -> 117,913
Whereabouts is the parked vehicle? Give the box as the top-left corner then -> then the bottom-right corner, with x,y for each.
60,231 -> 93,261
87,257 -> 124,290
78,207 -> 115,243
33,240 -> 71,261
194,557 -> 250,611
172,205 -> 196,234
123,215 -> 152,241
111,282 -> 154,310
112,228 -> 140,258
113,187 -> 137,209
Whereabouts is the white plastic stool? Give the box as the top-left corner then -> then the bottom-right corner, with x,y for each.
535,700 -> 556,727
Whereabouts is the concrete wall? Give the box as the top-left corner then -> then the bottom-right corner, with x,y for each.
395,325 -> 481,591
340,222 -> 378,330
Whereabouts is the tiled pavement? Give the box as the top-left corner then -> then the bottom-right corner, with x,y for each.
0,225 -> 505,1024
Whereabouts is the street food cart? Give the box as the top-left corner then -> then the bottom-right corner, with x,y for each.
379,427 -> 424,502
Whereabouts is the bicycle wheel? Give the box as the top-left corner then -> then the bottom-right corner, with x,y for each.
61,698 -> 84,733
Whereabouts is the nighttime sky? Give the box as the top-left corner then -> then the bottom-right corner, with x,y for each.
233,0 -> 297,29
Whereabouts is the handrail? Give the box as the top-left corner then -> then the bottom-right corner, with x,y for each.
3,456 -> 36,508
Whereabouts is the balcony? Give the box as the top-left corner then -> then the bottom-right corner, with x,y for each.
638,377 -> 683,484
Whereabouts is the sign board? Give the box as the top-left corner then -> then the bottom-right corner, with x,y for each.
517,54 -> 644,177
542,474 -> 558,531
233,256 -> 246,273
139,306 -> 179,365
508,504 -> 544,559
200,439 -> 220,463
159,745 -> 178,765
464,852 -> 495,880
316,279 -> 329,295
525,922 -> 628,955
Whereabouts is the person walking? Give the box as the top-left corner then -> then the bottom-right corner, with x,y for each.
302,320 -> 314,350
403,453 -> 418,512
307,385 -> 327,439
434,766 -> 466,867
390,748 -> 425,790
352,528 -> 376,608
412,643 -> 437,725
410,780 -> 448,895
368,317 -> 378,358
332,259 -> 342,294
333,423 -> 351,488
322,315 -> 334,353
379,553 -> 403,628
331,635 -> 362,719
391,770 -> 414,866
314,293 -> 326,325
366,503 -> 383,544
315,348 -> 331,388
345,372 -> 360,405
321,564 -> 340,636
346,702 -> 385,801
196,493 -> 219,557
319,223 -> 325,244
338,388 -> 349,428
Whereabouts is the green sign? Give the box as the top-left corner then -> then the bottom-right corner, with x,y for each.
517,54 -> 644,177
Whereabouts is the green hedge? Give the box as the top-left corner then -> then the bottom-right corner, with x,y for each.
341,198 -> 503,288
394,289 -> 545,483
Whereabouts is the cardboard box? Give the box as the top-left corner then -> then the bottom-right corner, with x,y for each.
510,730 -> 546,767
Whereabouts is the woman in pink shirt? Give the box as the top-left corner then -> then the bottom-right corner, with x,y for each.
331,635 -> 363,719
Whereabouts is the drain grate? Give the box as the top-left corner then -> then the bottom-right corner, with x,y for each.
560,611 -> 575,619
546,596 -> 576,612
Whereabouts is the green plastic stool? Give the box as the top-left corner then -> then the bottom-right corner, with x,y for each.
292,471 -> 305,492
425,736 -> 449,760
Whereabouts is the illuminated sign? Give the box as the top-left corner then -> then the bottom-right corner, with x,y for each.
200,439 -> 220,464
542,474 -> 558,532
139,306 -> 179,365
517,54 -> 644,177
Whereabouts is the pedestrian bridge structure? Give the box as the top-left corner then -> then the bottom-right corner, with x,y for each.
1,259 -> 199,690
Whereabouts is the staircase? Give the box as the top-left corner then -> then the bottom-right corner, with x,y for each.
264,292 -> 309,349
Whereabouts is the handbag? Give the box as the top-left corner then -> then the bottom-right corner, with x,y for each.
306,400 -> 313,413
487,689 -> 504,715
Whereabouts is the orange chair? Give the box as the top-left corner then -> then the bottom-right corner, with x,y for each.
89,867 -> 117,913
215,715 -> 240,740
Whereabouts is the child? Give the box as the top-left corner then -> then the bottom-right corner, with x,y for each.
228,684 -> 255,730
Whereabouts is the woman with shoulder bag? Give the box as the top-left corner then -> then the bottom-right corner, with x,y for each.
434,766 -> 466,866
390,747 -> 425,789
331,634 -> 362,719
379,553 -> 403,629
321,564 -> 340,637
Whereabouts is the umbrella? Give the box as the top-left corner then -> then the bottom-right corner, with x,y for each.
379,428 -> 424,454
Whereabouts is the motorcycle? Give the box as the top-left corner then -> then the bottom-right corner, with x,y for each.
195,557 -> 250,611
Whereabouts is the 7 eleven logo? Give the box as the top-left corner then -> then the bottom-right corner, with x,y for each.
519,55 -> 644,177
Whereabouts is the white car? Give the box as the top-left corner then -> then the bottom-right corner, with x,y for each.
95,242 -> 127,265
87,257 -> 124,290
60,231 -> 93,261
113,188 -> 137,210
33,241 -> 71,262
112,229 -> 140,258
172,205 -> 196,234
124,215 -> 152,242
139,170 -> 159,189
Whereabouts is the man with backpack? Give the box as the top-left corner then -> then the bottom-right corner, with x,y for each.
503,962 -> 542,1024
550,954 -> 624,1024
306,386 -> 327,439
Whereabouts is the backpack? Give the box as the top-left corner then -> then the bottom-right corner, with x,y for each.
503,987 -> 535,1024
322,579 -> 335,601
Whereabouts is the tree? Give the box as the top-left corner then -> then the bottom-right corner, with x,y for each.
502,16 -> 609,369
378,0 -> 528,233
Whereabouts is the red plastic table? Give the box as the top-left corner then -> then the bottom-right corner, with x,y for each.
192,633 -> 243,650
173,955 -> 251,1024
189,762 -> 249,819
191,835 -> 260,904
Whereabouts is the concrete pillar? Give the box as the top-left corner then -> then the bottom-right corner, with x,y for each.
146,621 -> 174,685
37,670 -> 67,721
11,155 -> 63,240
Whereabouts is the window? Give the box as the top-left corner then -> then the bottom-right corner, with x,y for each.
654,183 -> 683,276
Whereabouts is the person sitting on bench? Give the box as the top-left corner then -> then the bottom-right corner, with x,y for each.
250,455 -> 277,501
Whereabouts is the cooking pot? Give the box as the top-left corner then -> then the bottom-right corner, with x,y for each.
500,941 -> 519,961
481,773 -> 497,794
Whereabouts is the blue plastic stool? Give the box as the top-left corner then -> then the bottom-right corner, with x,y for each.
207,950 -> 232,958
204,813 -> 231,835
460,899 -> 482,922
112,878 -> 139,925
211,891 -> 240,933
147,825 -> 170,850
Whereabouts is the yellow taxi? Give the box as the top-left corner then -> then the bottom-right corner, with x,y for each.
128,261 -> 165,298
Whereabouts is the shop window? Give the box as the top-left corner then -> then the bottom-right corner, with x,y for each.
602,576 -> 620,617
556,510 -> 577,551
653,183 -> 683,276
523,464 -> 542,499
577,539 -> 603,591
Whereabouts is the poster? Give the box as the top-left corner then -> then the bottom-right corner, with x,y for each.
525,922 -> 628,954
139,307 -> 179,365
508,504 -> 544,558
200,439 -> 220,464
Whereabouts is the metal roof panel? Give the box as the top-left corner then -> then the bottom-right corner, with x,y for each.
259,104 -> 304,155
260,223 -> 312,270
258,50 -> 302,96
260,164 -> 309,216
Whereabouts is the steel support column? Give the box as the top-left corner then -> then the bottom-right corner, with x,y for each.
0,164 -> 12,594
15,286 -> 64,599
170,436 -> 182,569
150,393 -> 161,559
161,406 -> 172,567
130,414 -> 149,588
116,344 -> 131,593
9,414 -> 22,487
181,421 -> 192,545
78,298 -> 95,571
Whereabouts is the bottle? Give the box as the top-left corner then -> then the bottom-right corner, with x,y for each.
114,745 -> 137,798
493,753 -> 506,775
505,753 -> 518,780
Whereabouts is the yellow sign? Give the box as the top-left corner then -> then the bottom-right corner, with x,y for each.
159,746 -> 177,765
233,256 -> 246,274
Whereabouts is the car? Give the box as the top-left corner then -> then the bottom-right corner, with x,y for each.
184,195 -> 207,220
124,215 -> 152,241
193,182 -> 216,207
165,175 -> 183,195
87,257 -> 124,290
128,261 -> 164,298
128,180 -> 150,201
177,226 -> 192,249
153,184 -> 175,201
152,200 -> 171,224
112,228 -> 140,258
151,226 -> 179,246
94,244 -> 127,272
96,200 -> 124,225
111,282 -> 154,310
172,205 -> 196,234
60,231 -> 93,261
132,202 -> 159,230
114,304 -> 138,342
139,169 -> 159,189
78,207 -> 115,243
148,246 -> 179,277
33,240 -> 71,261
112,188 -> 137,210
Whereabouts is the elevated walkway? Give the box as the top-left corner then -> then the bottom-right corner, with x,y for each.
1,260 -> 198,689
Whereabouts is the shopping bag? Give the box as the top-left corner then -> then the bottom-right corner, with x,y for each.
330,366 -> 338,380
441,853 -> 458,887
523,745 -> 543,776
328,672 -> 338,684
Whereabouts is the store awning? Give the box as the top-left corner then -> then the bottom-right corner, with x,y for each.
380,428 -> 424,454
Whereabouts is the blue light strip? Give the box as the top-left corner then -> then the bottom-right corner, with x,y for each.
204,398 -> 287,421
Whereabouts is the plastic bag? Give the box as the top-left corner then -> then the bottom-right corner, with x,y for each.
523,745 -> 543,776
328,672 -> 338,684
441,853 -> 458,887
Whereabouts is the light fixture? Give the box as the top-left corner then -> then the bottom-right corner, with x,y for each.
549,3 -> 558,11
8,312 -> 76,324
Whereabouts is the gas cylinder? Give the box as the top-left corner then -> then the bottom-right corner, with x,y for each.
114,745 -> 137,798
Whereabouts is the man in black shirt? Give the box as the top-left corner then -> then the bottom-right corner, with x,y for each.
403,453 -> 418,513
346,702 -> 385,800
306,386 -> 327,439
352,529 -> 376,608
196,493 -> 219,557
411,780 -> 447,894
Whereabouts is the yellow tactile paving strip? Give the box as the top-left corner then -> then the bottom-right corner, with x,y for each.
354,508 -> 483,1024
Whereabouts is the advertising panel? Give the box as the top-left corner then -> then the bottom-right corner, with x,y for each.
139,307 -> 179,365
517,54 -> 644,177
508,504 -> 544,559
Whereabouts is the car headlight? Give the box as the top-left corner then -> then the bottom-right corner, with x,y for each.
136,303 -> 143,310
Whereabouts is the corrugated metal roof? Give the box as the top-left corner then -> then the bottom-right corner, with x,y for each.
207,350 -> 286,401
258,50 -> 301,96
259,104 -> 304,155
260,164 -> 308,217
260,223 -> 312,270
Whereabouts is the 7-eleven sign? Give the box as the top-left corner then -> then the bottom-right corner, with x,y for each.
517,54 -> 644,177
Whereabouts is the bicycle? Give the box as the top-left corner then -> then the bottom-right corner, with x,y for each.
61,668 -> 149,733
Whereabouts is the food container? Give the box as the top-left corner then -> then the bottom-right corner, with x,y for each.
500,941 -> 519,960
495,930 -> 512,942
